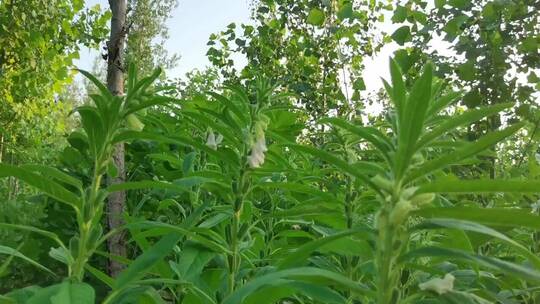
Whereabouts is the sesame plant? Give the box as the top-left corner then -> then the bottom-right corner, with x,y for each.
1,60 -> 540,304
280,60 -> 540,303
0,66 -> 176,303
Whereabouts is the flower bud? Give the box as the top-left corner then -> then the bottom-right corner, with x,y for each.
206,131 -> 223,150
389,199 -> 413,226
247,136 -> 267,168
411,193 -> 435,207
126,114 -> 145,131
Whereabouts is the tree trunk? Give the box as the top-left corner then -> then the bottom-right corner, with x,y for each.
106,0 -> 127,278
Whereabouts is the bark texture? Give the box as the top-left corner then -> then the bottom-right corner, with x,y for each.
106,0 -> 127,278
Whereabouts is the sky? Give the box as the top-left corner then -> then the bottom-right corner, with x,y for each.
76,0 -> 252,78
74,0 -> 440,92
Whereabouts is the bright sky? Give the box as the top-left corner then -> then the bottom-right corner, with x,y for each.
74,0 -> 440,92
76,0 -> 252,78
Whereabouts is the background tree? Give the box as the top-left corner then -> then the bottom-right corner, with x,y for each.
125,0 -> 179,77
0,0 -> 109,164
0,0 -> 109,289
207,0 -> 387,125
104,0 -> 179,278
388,0 -> 540,177
106,0 -> 128,278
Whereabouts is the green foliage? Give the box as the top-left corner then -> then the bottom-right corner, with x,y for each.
125,0 -> 179,77
0,66 -> 176,301
2,0 -> 540,303
206,0 -> 387,121
0,0 -> 110,162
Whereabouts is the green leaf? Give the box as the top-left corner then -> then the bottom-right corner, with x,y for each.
391,26 -> 411,45
115,233 -> 181,290
0,164 -> 80,210
222,267 -> 373,304
389,58 -> 407,123
183,111 -> 240,146
85,263 -> 114,288
257,182 -> 339,203
4,286 -> 42,304
392,5 -> 407,23
417,103 -> 513,148
170,245 -> 216,282
443,15 -> 468,39
307,8 -> 325,26
286,144 -> 378,193
412,207 -> 540,230
521,36 -> 538,52
113,131 -> 238,166
0,245 -> 55,275
435,0 -> 445,8
337,3 -> 353,20
50,281 -> 95,304
407,122 -> 524,181
129,68 -> 162,99
124,96 -> 177,117
415,218 -> 540,268
107,180 -> 189,193
457,61 -> 476,81
427,91 -> 461,117
126,220 -> 228,254
126,62 -> 137,93
77,69 -> 111,99
0,223 -> 66,250
462,89 -> 482,108
353,78 -> 366,91
319,117 -> 392,157
277,228 -> 374,269
20,164 -> 82,190
417,179 -> 540,194
396,63 -> 433,178
24,282 -> 94,304
245,282 -> 346,304
221,85 -> 250,122
448,0 -> 470,9
76,106 -> 106,157
400,246 -> 540,283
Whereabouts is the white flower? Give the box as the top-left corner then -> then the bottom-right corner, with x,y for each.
247,136 -> 267,168
206,132 -> 223,150
419,273 -> 455,295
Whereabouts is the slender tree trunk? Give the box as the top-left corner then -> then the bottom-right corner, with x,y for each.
106,0 -> 127,278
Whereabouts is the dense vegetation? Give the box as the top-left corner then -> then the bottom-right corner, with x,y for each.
1,0 -> 540,303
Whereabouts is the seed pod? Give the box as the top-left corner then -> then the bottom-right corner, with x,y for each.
86,225 -> 103,250
82,199 -> 94,223
389,199 -> 413,226
126,114 -> 145,131
69,236 -> 80,258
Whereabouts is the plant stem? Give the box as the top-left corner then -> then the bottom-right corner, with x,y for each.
376,185 -> 407,304
70,158 -> 105,282
376,207 -> 396,304
228,209 -> 240,295
228,169 -> 246,295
